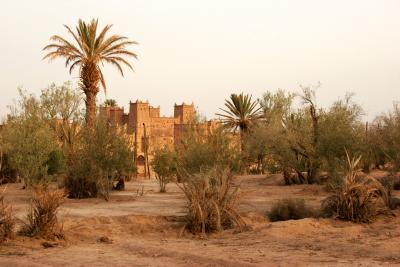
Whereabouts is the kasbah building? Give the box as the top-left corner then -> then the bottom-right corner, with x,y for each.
100,100 -> 219,177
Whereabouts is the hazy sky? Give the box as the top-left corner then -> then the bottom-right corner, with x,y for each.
1,0 -> 399,120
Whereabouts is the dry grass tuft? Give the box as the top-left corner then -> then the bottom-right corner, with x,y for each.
322,154 -> 390,223
179,168 -> 245,235
20,186 -> 66,239
0,188 -> 15,244
268,198 -> 316,222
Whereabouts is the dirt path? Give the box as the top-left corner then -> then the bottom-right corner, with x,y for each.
1,174 -> 399,266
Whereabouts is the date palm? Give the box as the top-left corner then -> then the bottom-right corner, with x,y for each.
217,93 -> 262,149
43,19 -> 137,126
104,99 -> 117,107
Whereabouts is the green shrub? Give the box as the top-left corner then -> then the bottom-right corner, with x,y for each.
176,124 -> 241,175
268,198 -> 315,222
65,118 -> 135,199
47,149 -> 66,175
0,153 -> 18,184
257,88 -> 366,185
152,147 -> 177,192
2,89 -> 57,187
372,105 -> 400,170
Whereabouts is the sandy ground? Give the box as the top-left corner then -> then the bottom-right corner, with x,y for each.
1,171 -> 400,267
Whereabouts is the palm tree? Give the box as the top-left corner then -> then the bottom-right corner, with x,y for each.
104,99 -> 117,107
216,93 -> 262,149
43,19 -> 137,126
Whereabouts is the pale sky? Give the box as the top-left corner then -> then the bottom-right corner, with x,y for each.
1,0 -> 399,120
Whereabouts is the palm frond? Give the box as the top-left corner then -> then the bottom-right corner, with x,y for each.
216,93 -> 262,133
44,18 -> 137,93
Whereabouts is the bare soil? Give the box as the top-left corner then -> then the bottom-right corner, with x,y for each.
1,171 -> 400,266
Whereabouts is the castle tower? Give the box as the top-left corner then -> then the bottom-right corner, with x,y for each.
128,100 -> 151,133
174,102 -> 195,124
99,106 -> 125,126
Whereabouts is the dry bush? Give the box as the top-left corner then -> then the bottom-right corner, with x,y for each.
321,154 -> 390,223
268,198 -> 316,222
20,186 -> 66,239
0,192 -> 15,244
179,168 -> 244,235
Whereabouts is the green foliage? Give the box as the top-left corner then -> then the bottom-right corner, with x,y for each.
318,93 -> 365,175
39,82 -> 83,160
259,89 -> 294,122
43,18 -> 137,126
217,93 -> 262,133
2,89 -> 57,186
104,99 -> 117,107
47,149 -> 66,175
152,147 -> 177,192
257,88 -> 320,183
1,83 -> 83,185
268,198 -> 315,222
65,118 -> 135,199
371,104 -> 400,170
176,124 -> 241,175
40,82 -> 82,122
255,87 -> 366,184
216,93 -> 262,155
243,123 -> 270,174
0,153 -> 18,184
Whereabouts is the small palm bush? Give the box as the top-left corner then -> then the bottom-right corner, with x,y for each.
179,168 -> 244,234
321,154 -> 390,223
20,186 -> 66,239
268,198 -> 315,222
0,194 -> 15,244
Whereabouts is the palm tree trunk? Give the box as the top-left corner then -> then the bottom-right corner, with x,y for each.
81,63 -> 100,127
85,90 -> 97,127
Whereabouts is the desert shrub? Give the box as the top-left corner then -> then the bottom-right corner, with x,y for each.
380,175 -> 400,191
318,94 -> 365,174
65,118 -> 135,199
20,186 -> 65,239
47,149 -> 66,175
0,153 -> 18,184
321,154 -> 390,222
243,123 -> 270,174
152,147 -> 177,192
371,104 -> 400,170
379,175 -> 400,210
0,194 -> 15,244
176,124 -> 241,175
256,88 -> 367,185
1,89 -> 58,187
179,168 -> 244,234
268,198 -> 315,222
257,87 -> 322,184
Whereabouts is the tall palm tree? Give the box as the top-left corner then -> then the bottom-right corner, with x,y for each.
43,19 -> 137,126
216,93 -> 262,149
